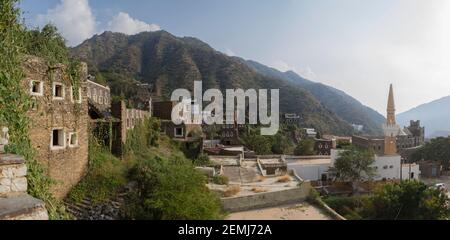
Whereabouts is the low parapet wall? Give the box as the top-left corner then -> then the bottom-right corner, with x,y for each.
0,154 -> 48,220
221,181 -> 313,213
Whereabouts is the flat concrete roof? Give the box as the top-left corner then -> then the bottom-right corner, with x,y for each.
287,158 -> 331,165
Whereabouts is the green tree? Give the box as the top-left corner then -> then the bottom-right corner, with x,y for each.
243,133 -> 273,155
371,181 -> 450,220
127,156 -> 222,220
328,147 -> 376,182
294,139 -> 316,156
272,133 -> 293,154
412,137 -> 450,169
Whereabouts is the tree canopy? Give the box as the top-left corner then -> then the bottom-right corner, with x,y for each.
294,139 -> 316,156
329,147 -> 375,182
412,137 -> 450,169
371,181 -> 450,220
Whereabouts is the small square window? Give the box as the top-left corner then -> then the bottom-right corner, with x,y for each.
69,132 -> 78,147
53,83 -> 65,99
175,127 -> 184,137
51,129 -> 65,150
30,80 -> 44,96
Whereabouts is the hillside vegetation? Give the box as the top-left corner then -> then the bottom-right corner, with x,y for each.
67,118 -> 223,220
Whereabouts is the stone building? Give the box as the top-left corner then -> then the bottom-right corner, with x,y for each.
314,139 -> 333,156
352,120 -> 425,157
86,78 -> 111,112
282,113 -> 301,125
153,100 -> 203,141
22,56 -> 89,199
348,84 -> 420,180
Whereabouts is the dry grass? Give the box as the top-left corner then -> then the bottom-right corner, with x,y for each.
251,187 -> 268,193
277,175 -> 291,183
257,176 -> 267,182
224,185 -> 241,197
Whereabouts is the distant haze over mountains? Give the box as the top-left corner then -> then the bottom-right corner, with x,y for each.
397,96 -> 450,138
71,30 -> 387,135
243,60 -> 386,135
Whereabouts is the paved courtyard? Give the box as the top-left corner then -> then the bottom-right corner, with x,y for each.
226,202 -> 332,220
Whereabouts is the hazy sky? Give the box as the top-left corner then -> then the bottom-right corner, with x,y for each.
20,0 -> 450,115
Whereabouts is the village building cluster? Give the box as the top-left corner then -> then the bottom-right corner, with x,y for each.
0,55 -> 443,219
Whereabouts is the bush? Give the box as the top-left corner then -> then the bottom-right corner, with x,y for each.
193,153 -> 211,166
294,139 -> 316,156
68,139 -> 127,204
126,156 -> 223,220
212,175 -> 229,185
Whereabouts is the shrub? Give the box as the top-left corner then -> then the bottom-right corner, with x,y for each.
212,175 -> 229,185
193,153 -> 211,166
126,156 -> 223,220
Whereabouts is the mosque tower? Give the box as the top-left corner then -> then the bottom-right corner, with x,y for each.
383,84 -> 402,155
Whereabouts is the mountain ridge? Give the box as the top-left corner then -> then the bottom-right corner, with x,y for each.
70,30 -> 381,135
242,59 -> 385,135
397,95 -> 450,138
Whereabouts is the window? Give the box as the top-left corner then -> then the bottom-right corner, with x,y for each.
93,89 -> 97,102
51,129 -> 65,150
53,83 -> 65,100
390,165 -> 394,169
175,127 -> 184,137
70,87 -> 82,103
383,165 -> 388,170
30,80 -> 43,96
68,132 -> 78,147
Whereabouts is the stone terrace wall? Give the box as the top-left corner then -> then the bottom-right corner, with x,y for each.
0,154 -> 48,220
221,181 -> 313,213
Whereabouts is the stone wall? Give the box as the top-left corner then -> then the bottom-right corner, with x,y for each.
86,80 -> 111,112
111,100 -> 150,155
0,154 -> 48,220
22,56 -> 89,199
221,181 -> 313,213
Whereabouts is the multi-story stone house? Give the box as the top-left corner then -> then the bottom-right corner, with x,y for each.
153,100 -> 203,141
22,56 -> 89,199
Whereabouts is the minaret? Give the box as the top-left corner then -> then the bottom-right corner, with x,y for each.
383,84 -> 399,155
386,84 -> 396,125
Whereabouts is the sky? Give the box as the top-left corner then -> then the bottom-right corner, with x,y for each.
19,0 -> 450,115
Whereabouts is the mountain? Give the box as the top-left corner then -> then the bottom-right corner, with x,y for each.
243,60 -> 385,135
70,31 -> 357,135
397,96 -> 450,138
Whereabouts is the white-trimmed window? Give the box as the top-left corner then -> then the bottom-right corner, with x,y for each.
30,80 -> 44,96
70,87 -> 82,103
52,82 -> 65,100
174,127 -> 184,138
51,128 -> 65,150
93,88 -> 97,102
68,132 -> 78,148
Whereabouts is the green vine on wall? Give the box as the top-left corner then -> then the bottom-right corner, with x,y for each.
0,0 -> 72,220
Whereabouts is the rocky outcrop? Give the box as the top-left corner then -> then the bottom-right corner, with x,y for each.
64,193 -> 126,220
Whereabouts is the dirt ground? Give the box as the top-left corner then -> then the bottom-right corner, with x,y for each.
226,202 -> 332,220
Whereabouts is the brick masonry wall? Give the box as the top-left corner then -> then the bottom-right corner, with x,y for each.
22,56 -> 89,199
